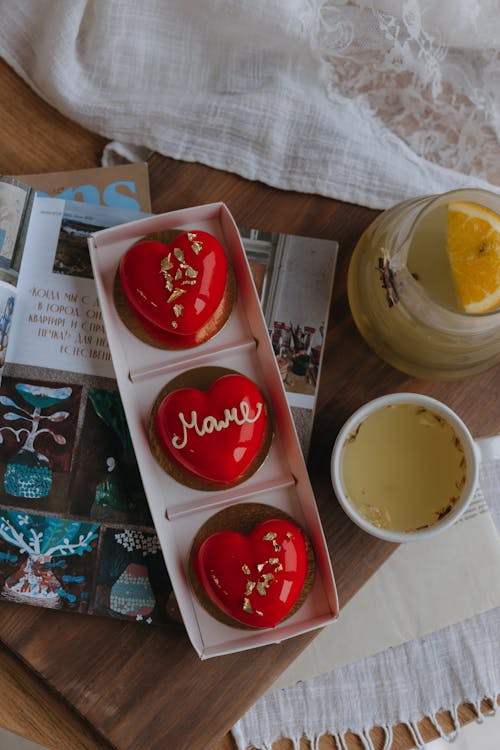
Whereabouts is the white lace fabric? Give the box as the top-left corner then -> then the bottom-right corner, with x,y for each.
318,1 -> 500,188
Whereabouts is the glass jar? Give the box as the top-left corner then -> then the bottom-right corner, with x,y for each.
348,188 -> 500,379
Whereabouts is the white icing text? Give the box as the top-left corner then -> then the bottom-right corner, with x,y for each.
171,401 -> 263,450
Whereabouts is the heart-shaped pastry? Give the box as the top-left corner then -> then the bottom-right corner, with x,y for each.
154,373 -> 268,485
119,230 -> 228,339
193,518 -> 308,628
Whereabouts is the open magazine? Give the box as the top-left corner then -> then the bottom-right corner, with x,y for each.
0,181 -> 337,625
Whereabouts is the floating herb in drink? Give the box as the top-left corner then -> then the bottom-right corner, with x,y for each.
340,404 -> 467,533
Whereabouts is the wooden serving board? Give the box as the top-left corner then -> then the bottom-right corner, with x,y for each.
2,152 -> 500,750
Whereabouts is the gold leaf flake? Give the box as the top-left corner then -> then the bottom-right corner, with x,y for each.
187,232 -> 197,241
257,563 -> 266,572
243,597 -> 254,614
245,581 -> 256,596
175,269 -> 182,281
269,558 -> 279,565
171,321 -> 178,329
274,563 -> 283,573
191,241 -> 203,255
257,573 -> 275,596
184,265 -> 198,278
273,541 -> 281,552
241,564 -> 251,575
173,304 -> 184,318
160,254 -> 173,272
286,532 -> 293,539
167,288 -> 186,304
256,610 -> 263,617
181,280 -> 197,286
174,247 -> 185,262
262,532 -> 277,542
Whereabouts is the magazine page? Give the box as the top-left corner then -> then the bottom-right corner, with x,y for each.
0,196 -> 178,625
272,488 -> 500,689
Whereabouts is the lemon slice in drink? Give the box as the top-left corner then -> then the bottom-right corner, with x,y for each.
446,201 -> 500,313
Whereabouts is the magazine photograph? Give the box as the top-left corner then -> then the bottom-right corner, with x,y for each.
241,226 -> 337,455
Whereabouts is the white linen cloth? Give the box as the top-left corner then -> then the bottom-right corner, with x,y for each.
232,461 -> 500,749
2,0 -> 500,209
2,1 -> 500,746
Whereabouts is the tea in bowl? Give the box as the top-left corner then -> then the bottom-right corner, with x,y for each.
330,393 -> 479,542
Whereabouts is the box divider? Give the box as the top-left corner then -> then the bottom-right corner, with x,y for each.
165,474 -> 296,520
129,337 -> 258,382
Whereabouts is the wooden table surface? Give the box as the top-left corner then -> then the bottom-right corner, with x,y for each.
0,58 -> 497,750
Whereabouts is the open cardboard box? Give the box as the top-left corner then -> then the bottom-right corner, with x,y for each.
88,202 -> 338,658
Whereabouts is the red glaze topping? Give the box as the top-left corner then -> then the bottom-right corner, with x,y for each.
194,518 -> 308,628
155,373 -> 268,485
119,230 -> 227,337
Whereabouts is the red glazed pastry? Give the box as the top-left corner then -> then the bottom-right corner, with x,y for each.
119,230 -> 228,342
154,373 -> 268,485
193,518 -> 308,628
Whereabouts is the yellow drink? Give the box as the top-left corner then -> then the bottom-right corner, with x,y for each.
406,204 -> 458,310
348,189 -> 500,379
340,403 -> 466,533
